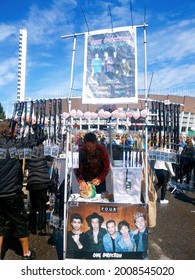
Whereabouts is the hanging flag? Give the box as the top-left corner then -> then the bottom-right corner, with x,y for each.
82,26 -> 138,104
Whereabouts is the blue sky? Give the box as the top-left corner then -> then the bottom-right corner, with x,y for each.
1,0 -> 195,116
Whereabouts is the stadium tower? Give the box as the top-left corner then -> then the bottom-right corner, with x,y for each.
17,28 -> 27,102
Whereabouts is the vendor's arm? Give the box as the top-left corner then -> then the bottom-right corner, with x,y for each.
79,179 -> 88,190
73,168 -> 88,190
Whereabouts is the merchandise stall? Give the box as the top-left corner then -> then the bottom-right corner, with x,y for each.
7,21 -> 181,260
46,99 -> 180,260
62,107 -> 149,260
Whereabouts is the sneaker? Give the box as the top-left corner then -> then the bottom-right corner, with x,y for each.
22,250 -> 36,260
160,199 -> 169,204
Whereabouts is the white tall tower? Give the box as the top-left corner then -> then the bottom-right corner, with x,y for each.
17,28 -> 27,102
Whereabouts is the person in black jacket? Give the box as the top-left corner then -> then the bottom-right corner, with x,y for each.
0,119 -> 35,260
26,129 -> 53,235
179,137 -> 195,187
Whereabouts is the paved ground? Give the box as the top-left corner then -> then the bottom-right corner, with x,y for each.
148,188 -> 195,260
2,187 -> 195,260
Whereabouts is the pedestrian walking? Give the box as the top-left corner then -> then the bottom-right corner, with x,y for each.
179,137 -> 195,187
154,153 -> 175,204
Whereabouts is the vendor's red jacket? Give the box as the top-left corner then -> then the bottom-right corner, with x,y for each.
74,144 -> 110,183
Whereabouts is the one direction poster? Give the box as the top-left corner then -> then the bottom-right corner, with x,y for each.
66,202 -> 148,259
82,26 -> 138,105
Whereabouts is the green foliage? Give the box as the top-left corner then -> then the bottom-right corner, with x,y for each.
0,102 -> 6,120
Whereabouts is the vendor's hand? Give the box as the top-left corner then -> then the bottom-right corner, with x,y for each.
79,180 -> 88,190
91,178 -> 101,186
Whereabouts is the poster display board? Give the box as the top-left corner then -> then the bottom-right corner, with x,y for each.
66,202 -> 148,259
82,26 -> 138,104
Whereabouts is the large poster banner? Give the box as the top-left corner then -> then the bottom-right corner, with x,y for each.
66,202 -> 148,259
82,26 -> 138,104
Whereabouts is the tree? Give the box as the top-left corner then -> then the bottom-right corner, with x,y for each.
0,102 -> 6,120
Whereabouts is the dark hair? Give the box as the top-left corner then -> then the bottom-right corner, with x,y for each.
86,212 -> 104,228
84,132 -> 97,143
185,137 -> 193,146
118,220 -> 130,232
70,213 -> 83,224
106,220 -> 116,227
0,119 -> 17,139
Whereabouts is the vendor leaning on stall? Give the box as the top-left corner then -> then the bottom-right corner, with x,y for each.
74,132 -> 110,194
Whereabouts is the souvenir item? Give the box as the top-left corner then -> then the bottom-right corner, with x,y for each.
80,182 -> 96,199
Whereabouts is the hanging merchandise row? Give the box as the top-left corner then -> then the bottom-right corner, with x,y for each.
3,98 -> 180,162
149,100 -> 180,151
0,99 -> 64,160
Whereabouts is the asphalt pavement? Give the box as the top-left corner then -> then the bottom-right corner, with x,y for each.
2,187 -> 195,260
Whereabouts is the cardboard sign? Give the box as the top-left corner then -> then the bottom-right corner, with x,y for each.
66,202 -> 148,259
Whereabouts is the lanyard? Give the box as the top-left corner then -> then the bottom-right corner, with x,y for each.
53,99 -> 57,144
42,99 -> 46,136
48,99 -> 52,139
39,99 -> 43,139
176,104 -> 180,152
153,101 -> 158,148
35,100 -> 40,140
58,98 -> 62,141
170,103 -> 174,150
28,100 -> 34,141
165,103 -> 170,149
22,101 -> 28,139
158,102 -> 162,148
16,101 -> 24,135
162,102 -> 166,148
151,101 -> 155,148
10,102 -> 18,135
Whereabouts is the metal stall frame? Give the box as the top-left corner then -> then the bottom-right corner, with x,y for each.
61,23 -> 149,260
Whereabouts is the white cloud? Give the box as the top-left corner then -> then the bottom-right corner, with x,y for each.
0,24 -> 17,41
0,58 -> 18,86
